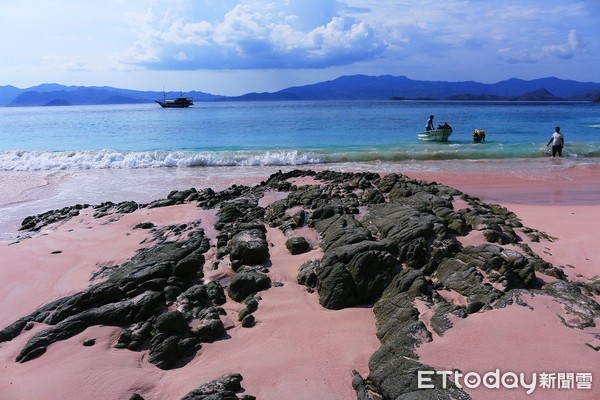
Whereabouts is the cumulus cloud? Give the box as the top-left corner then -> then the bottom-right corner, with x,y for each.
543,29 -> 581,59
497,48 -> 539,64
497,29 -> 582,65
128,0 -> 386,70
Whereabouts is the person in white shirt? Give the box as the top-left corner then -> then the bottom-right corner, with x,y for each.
546,126 -> 564,157
425,115 -> 435,131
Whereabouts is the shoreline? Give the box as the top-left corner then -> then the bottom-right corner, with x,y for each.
0,161 -> 598,399
1,158 -> 599,239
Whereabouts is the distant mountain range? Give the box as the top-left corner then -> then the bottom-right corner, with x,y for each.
2,75 -> 600,107
0,84 -> 222,107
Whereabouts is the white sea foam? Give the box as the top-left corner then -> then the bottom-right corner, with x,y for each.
3,142 -> 600,171
0,150 -> 324,171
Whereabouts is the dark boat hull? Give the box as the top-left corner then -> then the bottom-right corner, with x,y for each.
155,97 -> 193,108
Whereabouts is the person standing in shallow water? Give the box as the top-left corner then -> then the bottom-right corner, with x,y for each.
546,126 -> 565,157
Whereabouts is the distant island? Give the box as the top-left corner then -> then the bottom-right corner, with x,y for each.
1,75 -> 600,107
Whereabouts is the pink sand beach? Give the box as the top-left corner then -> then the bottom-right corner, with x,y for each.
0,160 -> 598,399
411,163 -> 600,400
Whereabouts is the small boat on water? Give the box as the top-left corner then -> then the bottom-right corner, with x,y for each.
416,128 -> 453,142
155,92 -> 193,108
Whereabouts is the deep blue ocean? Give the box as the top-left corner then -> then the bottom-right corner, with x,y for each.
1,100 -> 599,170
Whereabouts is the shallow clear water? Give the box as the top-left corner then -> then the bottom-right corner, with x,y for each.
1,100 -> 599,170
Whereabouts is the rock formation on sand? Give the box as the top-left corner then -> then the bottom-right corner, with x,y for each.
1,170 -> 598,399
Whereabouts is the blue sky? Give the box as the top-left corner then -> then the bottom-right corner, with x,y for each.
1,0 -> 598,95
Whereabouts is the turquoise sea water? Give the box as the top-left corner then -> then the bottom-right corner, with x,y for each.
1,100 -> 600,171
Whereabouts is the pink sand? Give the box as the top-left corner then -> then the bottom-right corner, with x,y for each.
417,295 -> 599,400
410,164 -> 600,400
1,163 -> 598,399
0,204 -> 378,400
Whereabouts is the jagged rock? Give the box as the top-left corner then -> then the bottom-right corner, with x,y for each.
351,370 -> 370,400
228,227 -> 269,270
147,198 -> 177,209
297,260 -> 320,290
168,188 -> 198,202
5,169 -> 598,400
238,298 -> 259,321
16,290 -> 163,363
377,173 -> 399,193
195,317 -> 226,342
206,281 -> 227,305
149,331 -> 200,370
313,213 -> 372,252
430,301 -> 467,335
133,222 -> 155,230
215,198 -> 264,229
155,311 -> 188,334
361,188 -> 386,204
178,285 -> 211,311
20,204 -> 88,231
285,236 -> 310,255
291,209 -> 306,226
1,225 -> 216,370
363,203 -> 454,270
543,281 -> 600,329
148,313 -> 202,369
228,268 -> 272,302
318,241 -> 397,308
174,252 -> 206,278
180,373 -> 254,400
364,268 -> 470,399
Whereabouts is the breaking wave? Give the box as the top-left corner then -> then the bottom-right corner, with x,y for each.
2,144 -> 600,171
0,150 -> 324,171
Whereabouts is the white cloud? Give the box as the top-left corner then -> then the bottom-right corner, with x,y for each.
543,29 -> 581,59
497,29 -> 582,65
126,0 -> 386,70
497,48 -> 539,64
0,0 -> 598,92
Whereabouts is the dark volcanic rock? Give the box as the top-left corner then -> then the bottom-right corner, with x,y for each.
155,311 -> 189,333
206,281 -> 227,305
297,260 -> 320,290
317,241 -> 398,309
20,204 -> 88,231
228,268 -> 272,302
228,226 -> 269,270
365,269 -> 470,400
1,225 -> 217,370
134,222 -> 155,230
241,314 -> 256,328
180,373 -> 254,400
194,313 -> 226,342
238,298 -> 259,321
285,236 -> 310,254
94,201 -> 140,218
16,290 -> 163,363
215,198 -> 265,229
363,201 -> 461,272
5,169 -> 598,400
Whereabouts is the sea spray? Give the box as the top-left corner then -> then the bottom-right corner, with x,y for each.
2,143 -> 600,171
